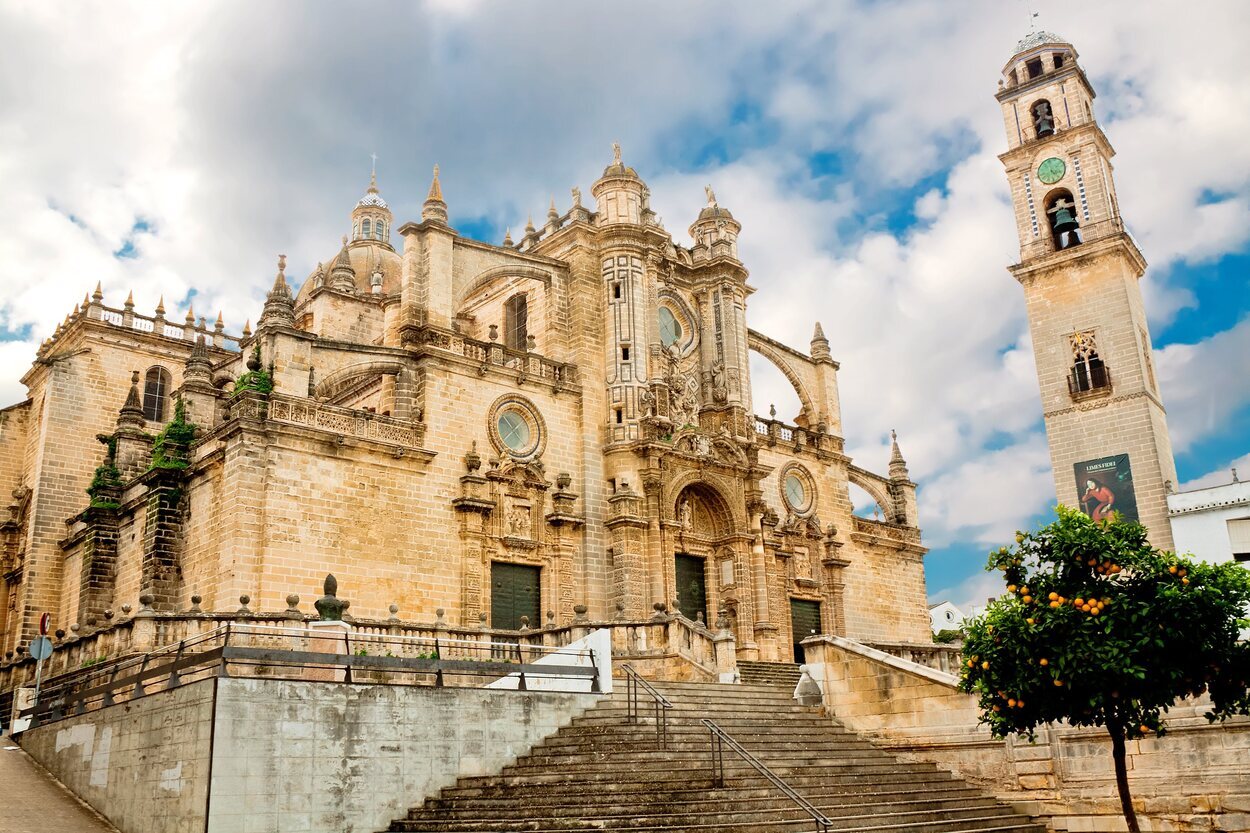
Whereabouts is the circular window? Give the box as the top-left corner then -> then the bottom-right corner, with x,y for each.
658,307 -> 682,347
780,464 -> 815,515
497,411 -> 531,452
487,395 -> 546,460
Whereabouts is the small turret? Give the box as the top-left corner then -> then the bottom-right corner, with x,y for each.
115,371 -> 151,476
689,185 -> 741,261
422,164 -> 449,225
591,143 -> 648,226
351,167 -> 393,246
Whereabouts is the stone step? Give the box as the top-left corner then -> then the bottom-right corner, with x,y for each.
381,679 -> 1042,833
391,816 -> 1044,833
420,784 -> 988,817
440,760 -> 955,790
401,804 -> 1026,832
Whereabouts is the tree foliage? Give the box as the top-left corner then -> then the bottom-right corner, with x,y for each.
960,507 -> 1250,741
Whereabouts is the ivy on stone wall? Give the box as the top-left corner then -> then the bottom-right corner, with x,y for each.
149,398 -> 197,472
86,433 -> 122,509
232,343 -> 274,398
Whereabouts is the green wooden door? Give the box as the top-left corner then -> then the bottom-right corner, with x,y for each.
675,554 -> 707,624
790,599 -> 822,663
491,562 -> 541,630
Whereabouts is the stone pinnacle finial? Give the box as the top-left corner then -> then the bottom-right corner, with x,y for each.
125,290 -> 135,308
705,184 -> 716,205
314,573 -> 348,621
155,295 -> 166,316
548,195 -> 559,219
215,310 -> 224,330
93,281 -> 104,302
427,164 -> 443,201
118,369 -> 145,429
810,321 -> 832,362
242,319 -> 252,338
525,215 -> 536,234
612,142 -> 622,165
185,304 -> 195,324
422,165 -> 449,224
889,429 -> 909,479
571,186 -> 582,207
502,227 -> 513,247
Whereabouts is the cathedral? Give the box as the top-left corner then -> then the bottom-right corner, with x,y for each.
0,147 -> 930,661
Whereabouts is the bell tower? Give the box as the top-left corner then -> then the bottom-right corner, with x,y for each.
998,30 -> 1177,549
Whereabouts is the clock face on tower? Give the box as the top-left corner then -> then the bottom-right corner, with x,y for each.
1038,157 -> 1067,184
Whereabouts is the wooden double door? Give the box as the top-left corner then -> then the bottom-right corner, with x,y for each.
491,562 -> 541,630
790,599 -> 822,663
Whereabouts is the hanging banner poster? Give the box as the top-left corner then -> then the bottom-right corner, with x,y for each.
1073,454 -> 1138,523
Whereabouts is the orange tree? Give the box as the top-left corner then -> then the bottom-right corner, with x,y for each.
959,506 -> 1250,833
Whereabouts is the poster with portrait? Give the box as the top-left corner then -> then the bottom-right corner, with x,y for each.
1073,454 -> 1138,523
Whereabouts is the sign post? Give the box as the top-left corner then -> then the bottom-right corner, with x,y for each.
30,613 -> 54,711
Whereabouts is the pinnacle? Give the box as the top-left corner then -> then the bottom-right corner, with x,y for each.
155,295 -> 165,315
426,164 -> 443,202
92,281 -> 103,301
812,321 -> 828,342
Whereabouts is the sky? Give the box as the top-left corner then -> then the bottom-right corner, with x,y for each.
1,0 -> 1247,614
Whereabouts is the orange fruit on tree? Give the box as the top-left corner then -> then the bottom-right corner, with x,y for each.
1039,658 -> 1049,666
1048,592 -> 1059,601
1169,565 -> 1178,575
1054,679 -> 1064,687
982,661 -> 990,670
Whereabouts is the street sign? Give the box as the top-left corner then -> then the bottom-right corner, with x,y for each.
39,612 -> 50,636
28,637 -> 53,661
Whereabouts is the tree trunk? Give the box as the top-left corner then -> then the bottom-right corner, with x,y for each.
1108,722 -> 1141,833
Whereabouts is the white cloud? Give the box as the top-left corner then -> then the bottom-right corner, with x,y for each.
930,570 -> 1007,617
1155,318 -> 1250,453
1181,452 -> 1250,492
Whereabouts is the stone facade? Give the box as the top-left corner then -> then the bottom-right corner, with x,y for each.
999,31 -> 1178,551
0,152 -> 930,660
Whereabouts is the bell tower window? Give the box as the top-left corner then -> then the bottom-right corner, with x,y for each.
361,218 -> 371,238
1026,58 -> 1043,79
1068,331 -> 1110,395
1031,99 -> 1055,138
375,220 -> 385,240
505,293 -> 528,351
1045,189 -> 1081,250
143,366 -> 171,422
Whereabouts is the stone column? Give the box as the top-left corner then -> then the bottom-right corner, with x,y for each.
606,486 -> 649,618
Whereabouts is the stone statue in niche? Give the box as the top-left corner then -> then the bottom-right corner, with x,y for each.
639,387 -> 655,417
692,434 -> 712,458
507,503 -> 532,537
710,359 -> 728,404
794,547 -> 812,580
679,499 -> 693,531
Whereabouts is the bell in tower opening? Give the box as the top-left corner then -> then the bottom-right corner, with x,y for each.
1032,100 -> 1055,138
1046,193 -> 1081,250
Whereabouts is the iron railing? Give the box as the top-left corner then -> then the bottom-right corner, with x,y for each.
621,663 -> 672,749
18,622 -> 599,729
702,718 -> 832,833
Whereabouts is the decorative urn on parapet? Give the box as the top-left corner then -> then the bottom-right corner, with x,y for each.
314,574 -> 349,621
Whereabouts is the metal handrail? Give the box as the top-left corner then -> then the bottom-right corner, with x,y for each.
701,718 -> 832,833
621,663 -> 672,749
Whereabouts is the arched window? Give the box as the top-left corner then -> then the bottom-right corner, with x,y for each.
353,221 -> 359,239
1045,189 -> 1081,250
1069,331 -> 1110,395
505,294 -> 528,351
375,221 -> 385,240
1031,99 -> 1055,138
361,218 -> 371,238
143,367 -> 171,422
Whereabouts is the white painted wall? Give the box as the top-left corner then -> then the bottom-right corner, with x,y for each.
1168,480 -> 1250,563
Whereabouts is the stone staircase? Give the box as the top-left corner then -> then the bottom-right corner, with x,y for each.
386,680 -> 1044,833
738,660 -> 803,688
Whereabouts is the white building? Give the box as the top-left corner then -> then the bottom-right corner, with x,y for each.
1168,473 -> 1250,564
928,601 -> 966,633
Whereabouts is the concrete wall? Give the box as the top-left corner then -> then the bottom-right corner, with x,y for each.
803,636 -> 1250,833
207,678 -> 599,833
19,678 -> 215,833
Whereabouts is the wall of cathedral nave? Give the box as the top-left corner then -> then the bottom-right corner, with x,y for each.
754,443 -> 930,646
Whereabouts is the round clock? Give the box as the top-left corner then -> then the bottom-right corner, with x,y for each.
1037,157 -> 1067,184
